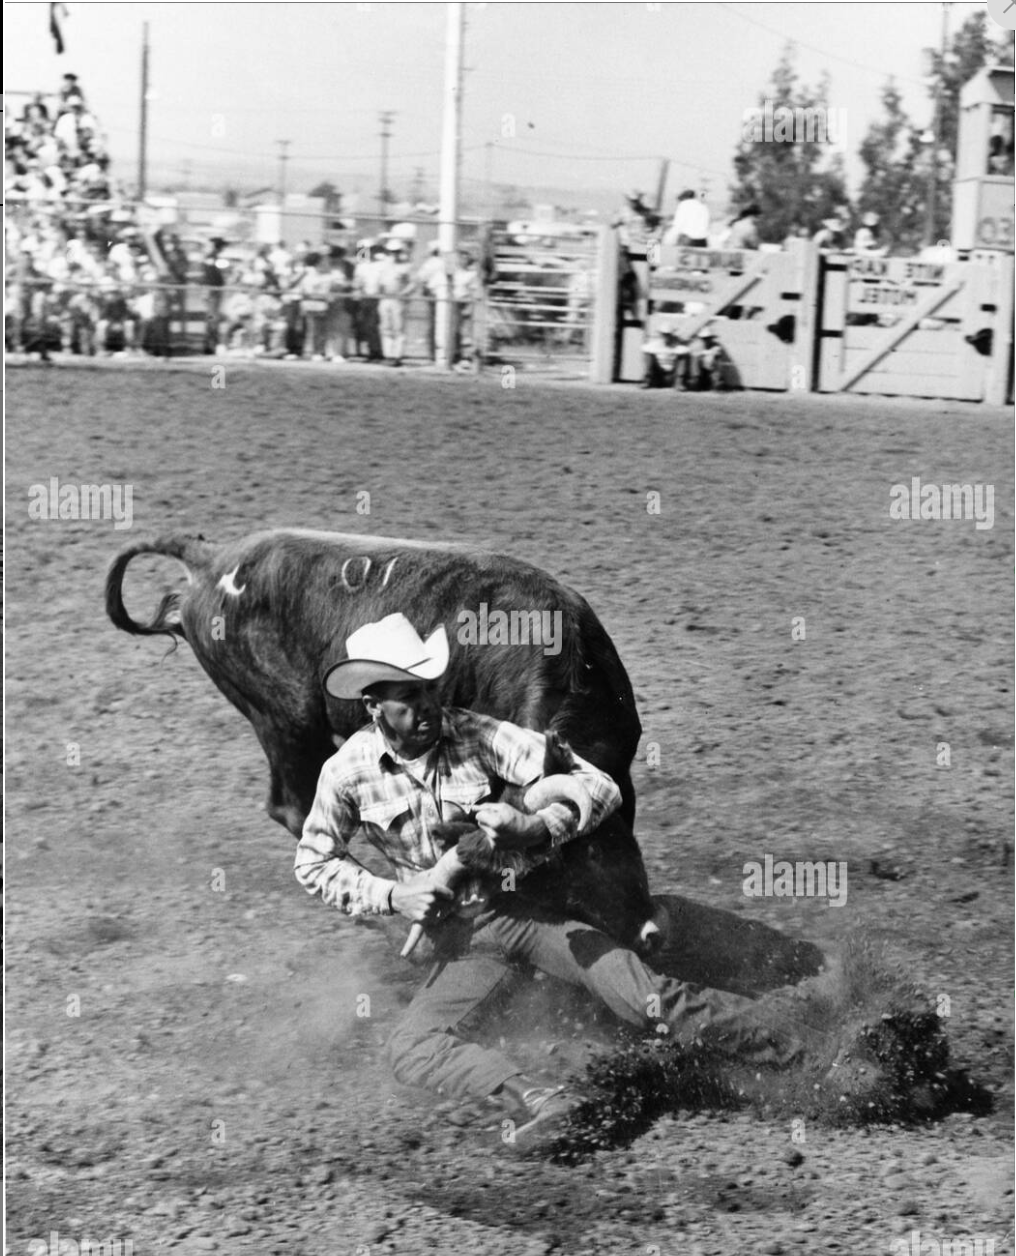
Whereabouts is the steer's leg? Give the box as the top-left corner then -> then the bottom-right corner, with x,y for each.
256,727 -> 334,838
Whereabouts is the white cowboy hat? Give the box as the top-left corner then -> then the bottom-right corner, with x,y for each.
324,613 -> 449,699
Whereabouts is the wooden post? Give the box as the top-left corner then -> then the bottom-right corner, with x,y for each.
985,257 -> 1015,406
789,239 -> 820,393
435,2 -> 464,370
590,225 -> 619,383
137,22 -> 149,201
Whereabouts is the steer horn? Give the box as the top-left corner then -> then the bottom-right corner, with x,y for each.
400,846 -> 467,959
523,774 -> 593,833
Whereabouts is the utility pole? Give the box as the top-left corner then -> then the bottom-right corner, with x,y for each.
137,22 -> 149,200
436,3 -> 465,369
927,2 -> 950,247
276,139 -> 291,207
378,110 -> 395,220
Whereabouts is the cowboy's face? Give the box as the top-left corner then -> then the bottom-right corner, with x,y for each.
364,679 -> 442,756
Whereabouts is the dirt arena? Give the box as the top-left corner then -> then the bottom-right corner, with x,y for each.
5,359 -> 1014,1256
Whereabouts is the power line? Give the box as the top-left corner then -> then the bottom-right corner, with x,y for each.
126,130 -> 488,163
484,140 -> 729,179
276,139 -> 291,202
718,3 -> 928,88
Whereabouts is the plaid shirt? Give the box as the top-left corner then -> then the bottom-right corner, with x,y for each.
295,707 -> 622,917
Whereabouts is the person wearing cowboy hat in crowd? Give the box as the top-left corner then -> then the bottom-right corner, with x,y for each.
414,241 -> 446,361
295,613 -> 813,1146
352,240 -> 385,361
640,316 -> 690,389
853,211 -> 887,256
377,240 -> 412,366
812,213 -> 849,252
612,189 -> 660,246
58,73 -> 87,111
724,202 -> 762,251
201,236 -> 230,355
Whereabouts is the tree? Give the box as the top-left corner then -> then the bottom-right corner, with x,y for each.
859,12 -> 1013,250
933,11 -> 1004,160
856,81 -> 928,255
730,44 -> 850,244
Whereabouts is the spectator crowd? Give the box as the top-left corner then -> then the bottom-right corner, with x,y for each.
6,74 -> 482,366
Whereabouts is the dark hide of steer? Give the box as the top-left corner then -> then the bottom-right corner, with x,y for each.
104,529 -> 653,950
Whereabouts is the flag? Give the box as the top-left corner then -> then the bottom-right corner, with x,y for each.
50,3 -> 68,54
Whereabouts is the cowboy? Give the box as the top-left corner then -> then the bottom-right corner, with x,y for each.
640,317 -> 690,389
294,614 -> 809,1146
853,211 -> 887,256
377,241 -> 412,366
663,189 -> 710,248
813,214 -> 849,252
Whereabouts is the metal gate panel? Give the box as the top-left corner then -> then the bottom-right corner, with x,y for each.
485,228 -> 600,373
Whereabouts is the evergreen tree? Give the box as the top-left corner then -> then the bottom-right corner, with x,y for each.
856,81 -> 927,255
933,11 -> 1004,159
730,44 -> 850,244
858,12 -> 1013,251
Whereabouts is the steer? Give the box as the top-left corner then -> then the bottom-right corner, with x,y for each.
407,730 -> 596,958
105,529 -> 656,950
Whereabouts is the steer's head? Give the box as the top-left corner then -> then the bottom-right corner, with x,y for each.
431,731 -> 659,956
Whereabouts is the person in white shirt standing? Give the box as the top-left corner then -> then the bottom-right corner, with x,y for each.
377,242 -> 412,366
664,189 -> 711,248
353,241 -> 384,361
414,242 -> 446,361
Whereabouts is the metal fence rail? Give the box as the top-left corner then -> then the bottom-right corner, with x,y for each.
5,275 -> 477,363
485,230 -> 600,369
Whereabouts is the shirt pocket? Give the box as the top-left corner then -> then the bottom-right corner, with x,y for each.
359,798 -> 411,835
440,773 -> 494,818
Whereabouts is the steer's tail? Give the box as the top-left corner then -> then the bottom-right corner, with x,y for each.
105,533 -> 216,641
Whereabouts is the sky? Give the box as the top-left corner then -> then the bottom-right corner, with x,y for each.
3,0 -> 1003,214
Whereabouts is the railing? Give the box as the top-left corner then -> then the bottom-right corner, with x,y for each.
485,230 -> 600,368
5,275 -> 477,364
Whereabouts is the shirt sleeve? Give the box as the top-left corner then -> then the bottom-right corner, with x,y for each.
294,761 -> 398,917
480,717 -> 622,848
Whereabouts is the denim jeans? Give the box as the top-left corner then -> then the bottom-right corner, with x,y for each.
385,897 -> 803,1102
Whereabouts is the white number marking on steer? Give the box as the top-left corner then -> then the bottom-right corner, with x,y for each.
341,556 -> 372,591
